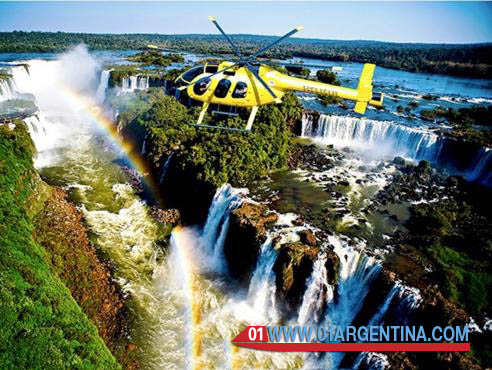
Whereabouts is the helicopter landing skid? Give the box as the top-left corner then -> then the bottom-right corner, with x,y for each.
187,123 -> 251,133
193,104 -> 258,133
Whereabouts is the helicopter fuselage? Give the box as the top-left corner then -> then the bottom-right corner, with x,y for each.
179,61 -> 383,110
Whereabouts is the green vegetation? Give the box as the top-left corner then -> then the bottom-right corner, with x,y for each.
1,31 -> 491,77
127,50 -> 184,66
429,105 -> 492,146
315,69 -> 340,85
285,65 -> 310,77
107,64 -> 187,88
117,89 -> 303,187
434,105 -> 492,127
428,244 -> 491,315
406,196 -> 492,316
107,65 -> 141,87
315,69 -> 345,108
0,122 -> 119,369
419,109 -> 436,121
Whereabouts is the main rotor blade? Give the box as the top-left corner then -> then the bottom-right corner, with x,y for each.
249,26 -> 303,60
179,63 -> 239,90
245,62 -> 279,102
208,16 -> 244,59
259,60 -> 336,70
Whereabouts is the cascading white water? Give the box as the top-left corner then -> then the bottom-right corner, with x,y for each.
352,282 -> 422,369
303,114 -> 442,162
96,70 -> 110,104
301,113 -> 313,137
120,75 -> 149,93
199,184 -> 245,272
318,235 -> 381,369
0,77 -> 17,101
326,235 -> 381,325
355,352 -> 389,370
245,237 -> 280,322
467,147 -> 492,184
390,283 -> 422,324
8,47 -> 100,167
22,115 -> 50,152
298,253 -> 334,326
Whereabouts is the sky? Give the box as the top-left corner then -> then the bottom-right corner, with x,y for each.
0,1 -> 491,44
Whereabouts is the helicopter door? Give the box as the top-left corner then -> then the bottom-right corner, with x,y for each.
214,79 -> 232,98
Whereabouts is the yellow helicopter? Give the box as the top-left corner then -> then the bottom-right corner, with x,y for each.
149,17 -> 384,132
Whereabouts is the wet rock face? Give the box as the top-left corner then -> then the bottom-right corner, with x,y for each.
298,229 -> 317,246
225,202 -> 278,279
272,242 -> 339,308
324,249 -> 340,287
288,142 -> 335,171
273,242 -> 320,307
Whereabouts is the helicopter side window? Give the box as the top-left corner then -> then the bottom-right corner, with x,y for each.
193,77 -> 211,96
181,66 -> 204,83
214,79 -> 231,99
232,82 -> 248,98
205,64 -> 219,74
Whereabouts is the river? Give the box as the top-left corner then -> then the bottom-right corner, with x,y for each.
0,46 -> 490,369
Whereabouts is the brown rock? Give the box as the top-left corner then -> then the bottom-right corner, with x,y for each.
298,229 -> 317,246
224,202 -> 279,279
273,242 -> 320,307
231,202 -> 278,237
324,250 -> 339,286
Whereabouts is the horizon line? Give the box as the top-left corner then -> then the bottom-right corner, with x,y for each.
2,30 -> 491,46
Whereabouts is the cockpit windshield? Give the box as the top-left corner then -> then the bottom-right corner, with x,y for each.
181,66 -> 204,83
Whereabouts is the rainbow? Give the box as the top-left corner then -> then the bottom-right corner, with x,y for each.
171,227 -> 204,369
62,88 -> 163,204
66,87 -> 207,367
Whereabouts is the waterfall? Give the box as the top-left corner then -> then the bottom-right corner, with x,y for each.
353,352 -> 389,370
298,254 -> 334,325
365,281 -> 422,328
159,152 -> 174,184
352,282 -> 422,369
96,70 -> 110,104
320,235 -> 381,369
200,184 -> 245,272
324,237 -> 381,328
245,238 -> 280,322
303,114 -> 442,162
0,77 -> 17,101
121,75 -> 149,93
390,283 -> 422,323
301,114 -> 492,186
6,47 -> 116,169
467,148 -> 492,185
301,113 -> 313,137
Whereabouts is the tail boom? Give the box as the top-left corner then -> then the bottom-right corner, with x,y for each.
274,63 -> 383,114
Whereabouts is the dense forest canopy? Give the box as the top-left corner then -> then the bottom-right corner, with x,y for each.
1,31 -> 491,78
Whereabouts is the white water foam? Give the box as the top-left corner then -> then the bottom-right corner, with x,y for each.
303,114 -> 442,162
